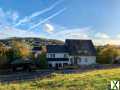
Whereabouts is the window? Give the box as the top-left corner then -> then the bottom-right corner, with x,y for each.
79,57 -> 81,62
85,58 -> 87,62
49,64 -> 52,67
50,53 -> 55,58
64,54 -> 68,58
52,54 -> 55,58
50,54 -> 53,58
70,58 -> 73,64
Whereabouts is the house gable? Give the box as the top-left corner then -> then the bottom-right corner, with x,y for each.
65,39 -> 96,56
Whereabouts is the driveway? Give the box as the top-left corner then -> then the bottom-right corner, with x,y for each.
0,70 -> 53,83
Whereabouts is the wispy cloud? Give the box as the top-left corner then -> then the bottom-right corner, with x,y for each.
0,8 -> 40,39
0,7 -> 119,45
29,8 -> 66,30
0,8 -> 19,26
14,0 -> 64,27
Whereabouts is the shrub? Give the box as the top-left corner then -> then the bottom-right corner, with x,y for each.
36,52 -> 48,69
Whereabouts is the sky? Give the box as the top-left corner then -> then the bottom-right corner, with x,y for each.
0,0 -> 120,45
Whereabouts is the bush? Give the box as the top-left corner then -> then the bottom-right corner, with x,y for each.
0,56 -> 8,69
96,45 -> 120,64
36,52 -> 48,69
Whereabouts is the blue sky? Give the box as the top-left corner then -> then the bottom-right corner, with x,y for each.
0,0 -> 120,45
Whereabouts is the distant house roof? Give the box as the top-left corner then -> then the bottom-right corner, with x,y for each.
47,45 -> 68,53
32,46 -> 41,51
65,39 -> 96,56
11,59 -> 33,65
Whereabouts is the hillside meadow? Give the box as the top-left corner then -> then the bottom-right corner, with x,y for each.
0,68 -> 120,90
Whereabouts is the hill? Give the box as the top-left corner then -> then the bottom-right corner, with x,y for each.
0,68 -> 120,90
0,37 -> 64,46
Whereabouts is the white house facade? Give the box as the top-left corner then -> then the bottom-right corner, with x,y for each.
46,39 -> 96,69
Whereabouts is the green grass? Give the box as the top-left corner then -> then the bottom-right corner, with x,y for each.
1,68 -> 120,90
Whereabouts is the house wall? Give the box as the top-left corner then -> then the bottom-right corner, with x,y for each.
47,53 -> 96,69
69,56 -> 96,65
48,61 -> 69,67
47,53 -> 69,69
47,53 -> 69,58
79,56 -> 96,65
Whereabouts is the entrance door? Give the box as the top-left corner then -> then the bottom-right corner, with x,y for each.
55,63 -> 59,69
74,56 -> 78,65
55,63 -> 62,69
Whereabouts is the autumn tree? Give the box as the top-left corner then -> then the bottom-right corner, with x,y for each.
97,45 -> 120,64
10,40 -> 32,60
0,42 -> 8,68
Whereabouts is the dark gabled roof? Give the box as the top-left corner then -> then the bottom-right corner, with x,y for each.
32,46 -> 41,51
47,45 -> 68,53
65,39 -> 96,56
46,39 -> 96,56
11,59 -> 33,65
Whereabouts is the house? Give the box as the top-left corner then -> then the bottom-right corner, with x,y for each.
32,46 -> 42,58
46,39 -> 96,69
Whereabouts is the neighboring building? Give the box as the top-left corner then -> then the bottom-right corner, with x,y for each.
32,46 -> 42,58
46,39 -> 96,69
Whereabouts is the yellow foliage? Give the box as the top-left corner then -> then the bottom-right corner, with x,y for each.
11,40 -> 31,59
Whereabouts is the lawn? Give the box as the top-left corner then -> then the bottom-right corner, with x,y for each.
0,68 -> 120,90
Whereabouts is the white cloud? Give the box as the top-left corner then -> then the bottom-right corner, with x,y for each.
94,32 -> 110,39
116,34 -> 120,38
45,25 -> 120,45
48,27 -> 91,40
0,26 -> 39,39
43,23 -> 54,33
93,39 -> 120,46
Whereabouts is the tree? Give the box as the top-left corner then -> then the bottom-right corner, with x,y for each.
36,52 -> 48,69
10,40 -> 32,60
96,45 -> 120,64
0,42 -> 8,68
0,42 -> 7,56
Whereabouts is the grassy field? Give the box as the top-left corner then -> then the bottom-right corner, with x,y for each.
0,68 -> 120,90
